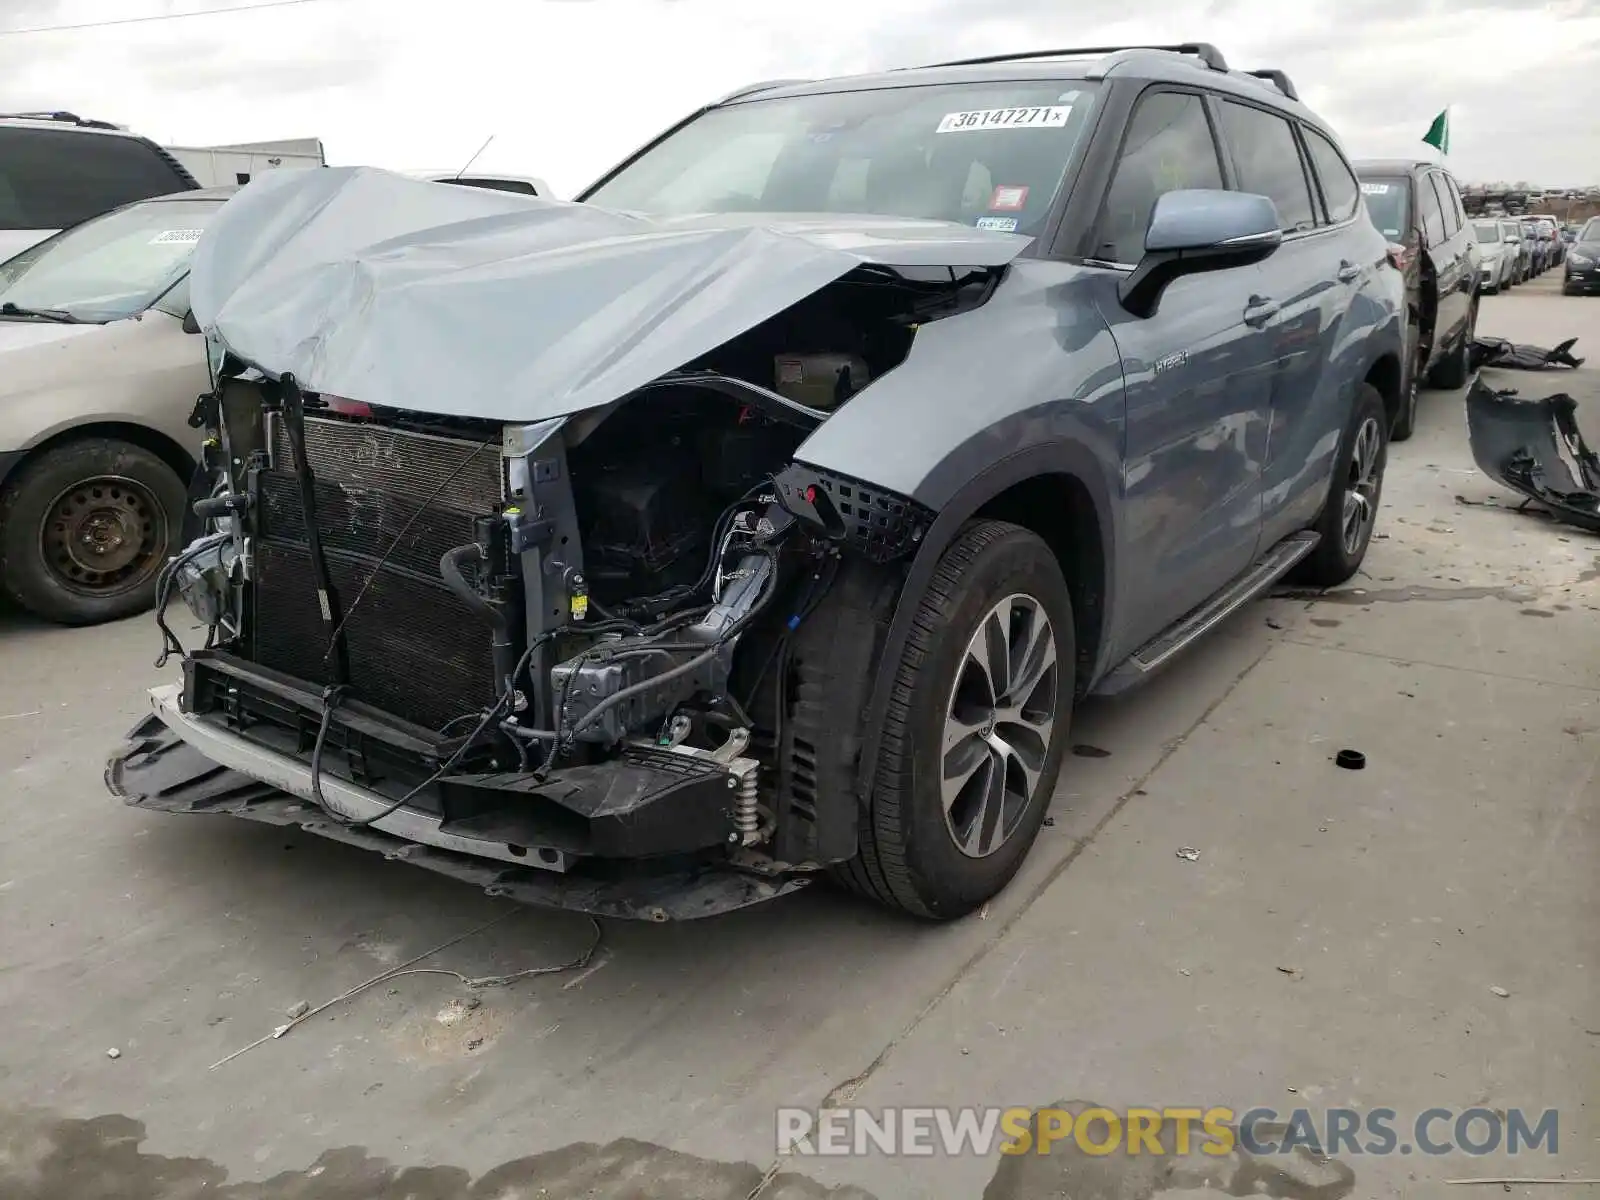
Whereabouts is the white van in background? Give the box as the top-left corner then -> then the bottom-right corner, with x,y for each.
0,111 -> 200,261
166,138 -> 326,187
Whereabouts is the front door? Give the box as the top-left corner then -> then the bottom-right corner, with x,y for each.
1087,87 -> 1269,652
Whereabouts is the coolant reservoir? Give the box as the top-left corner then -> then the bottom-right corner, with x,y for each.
774,352 -> 870,411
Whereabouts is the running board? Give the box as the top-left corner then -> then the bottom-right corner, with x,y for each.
1092,531 -> 1319,697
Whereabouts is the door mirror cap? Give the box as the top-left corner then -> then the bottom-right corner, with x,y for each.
181,310 -> 202,335
1119,190 -> 1283,319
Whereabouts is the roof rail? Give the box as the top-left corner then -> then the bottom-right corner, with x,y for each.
1245,69 -> 1298,101
0,109 -> 123,130
907,43 -> 1230,73
715,78 -> 811,104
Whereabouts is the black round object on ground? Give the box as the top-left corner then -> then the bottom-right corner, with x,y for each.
1335,749 -> 1367,770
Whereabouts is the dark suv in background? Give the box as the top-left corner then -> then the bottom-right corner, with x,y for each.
1353,159 -> 1481,441
1566,216 -> 1600,295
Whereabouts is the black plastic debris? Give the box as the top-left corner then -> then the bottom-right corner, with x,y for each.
1465,377 -> 1600,533
1468,336 -> 1584,373
1335,749 -> 1366,770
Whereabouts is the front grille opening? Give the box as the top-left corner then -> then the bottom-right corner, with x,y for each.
250,416 -> 505,731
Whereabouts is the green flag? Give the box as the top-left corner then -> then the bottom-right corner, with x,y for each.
1422,109 -> 1450,154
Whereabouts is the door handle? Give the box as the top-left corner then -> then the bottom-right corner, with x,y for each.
1336,261 -> 1360,283
1243,296 -> 1280,327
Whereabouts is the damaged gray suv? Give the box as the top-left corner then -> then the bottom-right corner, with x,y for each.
107,44 -> 1404,921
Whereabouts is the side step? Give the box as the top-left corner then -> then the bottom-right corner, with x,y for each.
1092,531 -> 1319,697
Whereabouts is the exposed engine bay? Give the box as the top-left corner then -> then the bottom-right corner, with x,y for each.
126,262 -> 997,916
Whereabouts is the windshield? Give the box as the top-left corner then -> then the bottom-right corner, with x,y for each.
1583,217 -> 1600,241
1472,220 -> 1500,242
1500,222 -> 1521,240
0,197 -> 223,322
1358,177 -> 1409,240
582,81 -> 1101,237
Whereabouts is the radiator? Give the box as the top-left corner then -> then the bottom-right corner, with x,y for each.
251,416 -> 503,732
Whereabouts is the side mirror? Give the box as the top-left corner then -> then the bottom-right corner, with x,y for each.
182,310 -> 202,335
1119,190 -> 1283,319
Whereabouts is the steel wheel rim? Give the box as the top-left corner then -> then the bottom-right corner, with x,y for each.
1341,417 -> 1383,556
38,474 -> 167,597
941,593 -> 1059,859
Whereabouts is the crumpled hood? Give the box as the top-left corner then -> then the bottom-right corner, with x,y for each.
189,166 -> 1031,422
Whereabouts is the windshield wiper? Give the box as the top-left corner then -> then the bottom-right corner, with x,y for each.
0,301 -> 80,324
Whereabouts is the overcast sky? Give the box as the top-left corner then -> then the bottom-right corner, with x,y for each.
2,0 -> 1595,196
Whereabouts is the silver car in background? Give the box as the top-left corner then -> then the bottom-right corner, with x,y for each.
1500,219 -> 1530,283
1471,218 -> 1517,293
0,188 -> 231,625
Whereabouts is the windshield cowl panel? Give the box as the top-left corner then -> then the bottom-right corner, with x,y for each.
583,81 -> 1101,242
0,198 -> 222,324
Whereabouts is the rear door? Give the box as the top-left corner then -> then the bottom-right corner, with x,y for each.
0,125 -> 195,261
1420,170 -> 1470,348
1086,86 -> 1272,647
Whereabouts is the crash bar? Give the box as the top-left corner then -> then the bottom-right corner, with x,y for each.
908,43 -> 1230,73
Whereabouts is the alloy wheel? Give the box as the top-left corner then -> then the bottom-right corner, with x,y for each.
39,475 -> 167,597
941,593 -> 1059,858
1341,417 -> 1384,556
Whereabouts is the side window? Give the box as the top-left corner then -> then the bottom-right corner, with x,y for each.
0,128 -> 194,231
1216,100 -> 1317,233
1442,174 -> 1468,230
1432,174 -> 1460,237
1417,173 -> 1446,248
1300,126 -> 1359,224
1091,90 -> 1223,265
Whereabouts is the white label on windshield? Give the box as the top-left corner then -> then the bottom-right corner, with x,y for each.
1359,183 -> 1392,195
937,106 -> 1071,133
150,229 -> 204,245
976,216 -> 1019,232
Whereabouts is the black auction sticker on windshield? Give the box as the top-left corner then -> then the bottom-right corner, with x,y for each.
937,106 -> 1071,133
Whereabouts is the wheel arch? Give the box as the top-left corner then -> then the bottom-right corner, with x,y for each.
1363,348 -> 1404,429
848,441 -> 1118,802
1,421 -> 197,495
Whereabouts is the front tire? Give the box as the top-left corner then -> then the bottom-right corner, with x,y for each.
0,438 -> 187,625
834,520 -> 1074,919
1292,383 -> 1388,588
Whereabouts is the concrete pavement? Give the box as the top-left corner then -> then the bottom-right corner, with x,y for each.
0,275 -> 1594,1200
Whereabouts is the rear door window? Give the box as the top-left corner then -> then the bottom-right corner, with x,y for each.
1216,100 -> 1316,233
1300,126 -> 1359,224
1431,174 -> 1460,238
0,126 -> 193,231
1417,174 -> 1446,248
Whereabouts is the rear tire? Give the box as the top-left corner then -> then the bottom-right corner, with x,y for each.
832,520 -> 1073,920
1292,383 -> 1388,588
0,438 -> 186,626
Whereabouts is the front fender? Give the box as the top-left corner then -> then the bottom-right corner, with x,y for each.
789,261 -> 1128,801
